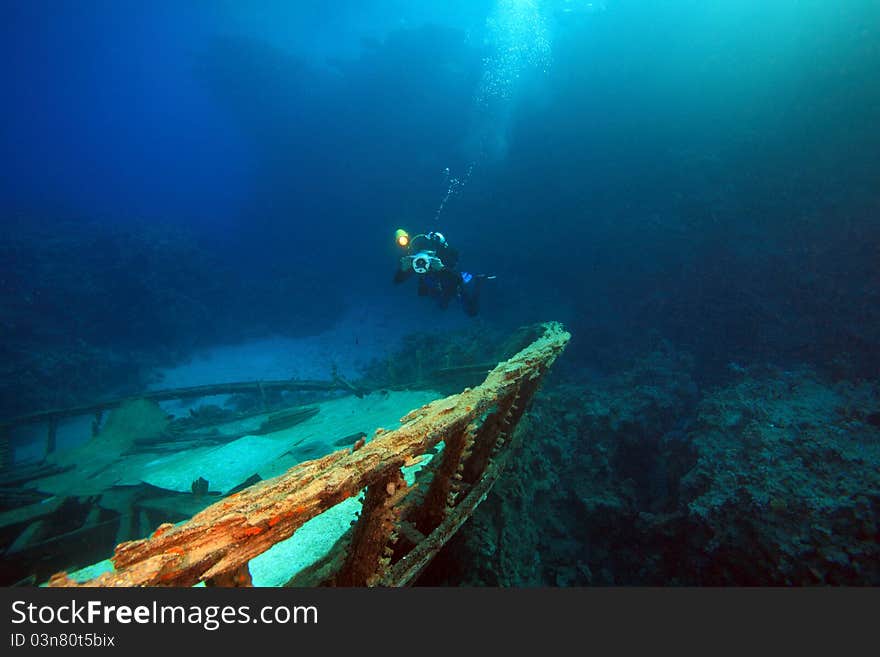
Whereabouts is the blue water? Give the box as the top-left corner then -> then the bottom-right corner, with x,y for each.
2,0 -> 878,409
1,1 -> 879,584
3,0 -> 878,407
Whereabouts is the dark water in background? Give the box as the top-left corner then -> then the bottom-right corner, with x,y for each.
2,0 -> 879,410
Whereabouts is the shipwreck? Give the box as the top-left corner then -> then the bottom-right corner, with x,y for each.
0,322 -> 570,587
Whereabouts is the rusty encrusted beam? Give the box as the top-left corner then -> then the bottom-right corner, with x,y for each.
460,395 -> 516,486
410,422 -> 471,536
205,564 -> 253,587
334,469 -> 407,586
47,322 -> 570,588
380,419 -> 529,587
381,362 -> 548,585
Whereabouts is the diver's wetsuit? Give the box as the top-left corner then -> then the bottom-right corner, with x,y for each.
393,233 -> 481,316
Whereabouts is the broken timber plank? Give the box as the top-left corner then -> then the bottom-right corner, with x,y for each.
0,463 -> 74,488
1,380 -> 349,430
0,496 -> 65,530
255,406 -> 319,434
7,520 -> 47,555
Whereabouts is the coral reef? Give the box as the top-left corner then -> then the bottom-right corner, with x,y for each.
677,368 -> 880,584
421,346 -> 880,585
0,215 -> 346,420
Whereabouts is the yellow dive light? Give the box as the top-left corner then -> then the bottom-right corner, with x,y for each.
395,228 -> 410,248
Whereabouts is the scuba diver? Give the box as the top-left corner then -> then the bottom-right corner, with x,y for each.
392,229 -> 492,317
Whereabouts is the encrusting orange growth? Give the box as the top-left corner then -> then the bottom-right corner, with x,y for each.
267,507 -> 305,527
240,526 -> 263,537
151,523 -> 174,539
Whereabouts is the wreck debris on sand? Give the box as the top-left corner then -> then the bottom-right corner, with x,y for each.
48,322 -> 570,587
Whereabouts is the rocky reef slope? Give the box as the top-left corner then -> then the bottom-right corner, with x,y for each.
420,343 -> 880,585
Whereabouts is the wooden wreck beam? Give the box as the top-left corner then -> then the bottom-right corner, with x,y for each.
46,403 -> 475,587
459,394 -> 517,486
205,564 -> 253,587
0,463 -> 75,488
380,427 -> 524,587
334,469 -> 408,586
47,322 -> 570,588
410,424 -> 472,536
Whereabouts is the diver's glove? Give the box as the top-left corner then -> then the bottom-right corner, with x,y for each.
425,231 -> 447,246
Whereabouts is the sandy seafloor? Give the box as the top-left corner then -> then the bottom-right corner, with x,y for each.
15,300 -> 470,460
34,301 -> 470,585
